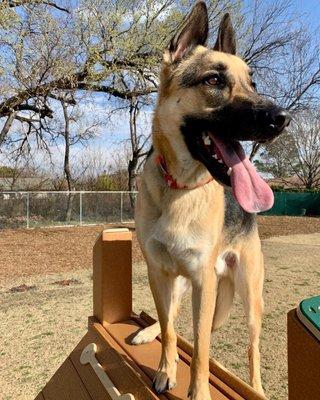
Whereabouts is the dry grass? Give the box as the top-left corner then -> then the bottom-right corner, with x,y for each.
0,217 -> 320,400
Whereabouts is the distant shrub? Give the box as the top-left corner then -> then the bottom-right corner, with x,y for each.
0,166 -> 17,178
271,185 -> 320,193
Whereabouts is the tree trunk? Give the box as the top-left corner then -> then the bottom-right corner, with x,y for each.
0,112 -> 16,146
127,98 -> 150,209
128,157 -> 138,208
61,100 -> 74,222
128,99 -> 139,209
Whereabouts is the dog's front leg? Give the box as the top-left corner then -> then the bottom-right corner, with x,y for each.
189,260 -> 217,400
148,267 -> 181,394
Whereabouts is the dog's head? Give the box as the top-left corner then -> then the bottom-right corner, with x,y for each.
154,1 -> 290,213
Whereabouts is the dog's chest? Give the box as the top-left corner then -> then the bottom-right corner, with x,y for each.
149,192 -> 222,277
152,220 -> 210,276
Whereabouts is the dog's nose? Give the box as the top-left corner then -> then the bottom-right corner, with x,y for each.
269,109 -> 291,132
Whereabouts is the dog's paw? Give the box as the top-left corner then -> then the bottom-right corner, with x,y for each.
188,382 -> 211,400
252,382 -> 265,398
131,322 -> 160,345
152,369 -> 177,394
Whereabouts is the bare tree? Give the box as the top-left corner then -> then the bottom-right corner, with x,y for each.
0,0 -> 237,161
238,0 -> 320,161
256,110 -> 320,190
253,133 -> 298,180
60,97 -> 74,220
1,0 -> 319,194
127,98 -> 151,198
241,0 -> 320,108
54,94 -> 99,219
289,111 -> 320,189
110,149 -> 130,191
73,148 -> 114,190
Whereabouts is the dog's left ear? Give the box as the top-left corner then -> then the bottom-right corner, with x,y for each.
213,13 -> 236,55
168,1 -> 209,63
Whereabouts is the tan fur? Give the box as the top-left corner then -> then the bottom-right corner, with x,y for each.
133,43 -> 266,399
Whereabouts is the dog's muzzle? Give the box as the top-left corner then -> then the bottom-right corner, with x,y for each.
255,106 -> 291,142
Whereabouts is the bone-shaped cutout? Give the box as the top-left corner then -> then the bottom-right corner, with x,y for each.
80,343 -> 135,400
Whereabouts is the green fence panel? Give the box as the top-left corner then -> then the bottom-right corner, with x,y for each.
262,192 -> 320,216
265,192 -> 286,215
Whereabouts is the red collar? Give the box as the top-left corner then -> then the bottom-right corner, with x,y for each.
155,154 -> 213,190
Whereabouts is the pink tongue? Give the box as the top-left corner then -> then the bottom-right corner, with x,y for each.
212,136 -> 274,213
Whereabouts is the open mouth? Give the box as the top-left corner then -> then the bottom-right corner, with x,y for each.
198,132 -> 274,214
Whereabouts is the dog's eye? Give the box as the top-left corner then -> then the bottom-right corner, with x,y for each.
204,74 -> 223,87
251,81 -> 257,90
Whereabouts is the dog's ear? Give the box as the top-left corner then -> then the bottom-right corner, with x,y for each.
213,13 -> 236,55
168,1 -> 209,63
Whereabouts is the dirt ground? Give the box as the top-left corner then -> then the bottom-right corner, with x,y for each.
0,217 -> 320,400
0,216 -> 319,280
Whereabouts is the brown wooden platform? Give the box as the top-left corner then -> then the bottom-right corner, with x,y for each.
34,229 -> 265,400
287,309 -> 320,400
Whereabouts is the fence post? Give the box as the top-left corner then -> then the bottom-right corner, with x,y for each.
120,192 -> 123,223
79,191 -> 83,226
26,192 -> 30,229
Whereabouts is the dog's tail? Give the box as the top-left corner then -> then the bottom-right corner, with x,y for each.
212,277 -> 235,331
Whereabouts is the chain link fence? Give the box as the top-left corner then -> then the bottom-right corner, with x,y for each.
3,190 -> 317,230
0,191 -> 138,229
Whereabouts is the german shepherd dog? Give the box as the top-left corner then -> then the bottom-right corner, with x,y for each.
132,2 -> 290,399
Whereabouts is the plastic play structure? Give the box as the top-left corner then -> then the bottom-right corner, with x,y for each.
34,228 -> 319,400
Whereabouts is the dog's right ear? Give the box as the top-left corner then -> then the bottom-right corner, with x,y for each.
168,1 -> 209,64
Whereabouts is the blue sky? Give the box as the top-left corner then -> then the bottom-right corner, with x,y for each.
291,0 -> 320,29
244,0 -> 320,29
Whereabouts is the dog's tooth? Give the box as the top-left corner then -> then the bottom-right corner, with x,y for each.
227,167 -> 232,176
218,159 -> 223,164
213,154 -> 218,159
203,136 -> 211,145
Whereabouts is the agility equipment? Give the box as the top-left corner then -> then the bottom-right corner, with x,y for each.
34,228 -> 265,400
287,296 -> 320,400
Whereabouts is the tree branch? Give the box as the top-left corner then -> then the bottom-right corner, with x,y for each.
68,83 -> 157,99
7,0 -> 70,13
0,111 -> 16,146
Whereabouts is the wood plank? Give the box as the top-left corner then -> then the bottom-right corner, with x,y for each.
70,330 -> 157,400
34,393 -> 45,400
69,332 -> 112,400
91,320 -> 168,400
139,312 -> 265,400
42,358 -> 93,400
104,320 -> 232,400
93,319 -> 237,399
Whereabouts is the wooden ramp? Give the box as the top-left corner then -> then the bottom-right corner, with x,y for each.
35,229 -> 265,400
